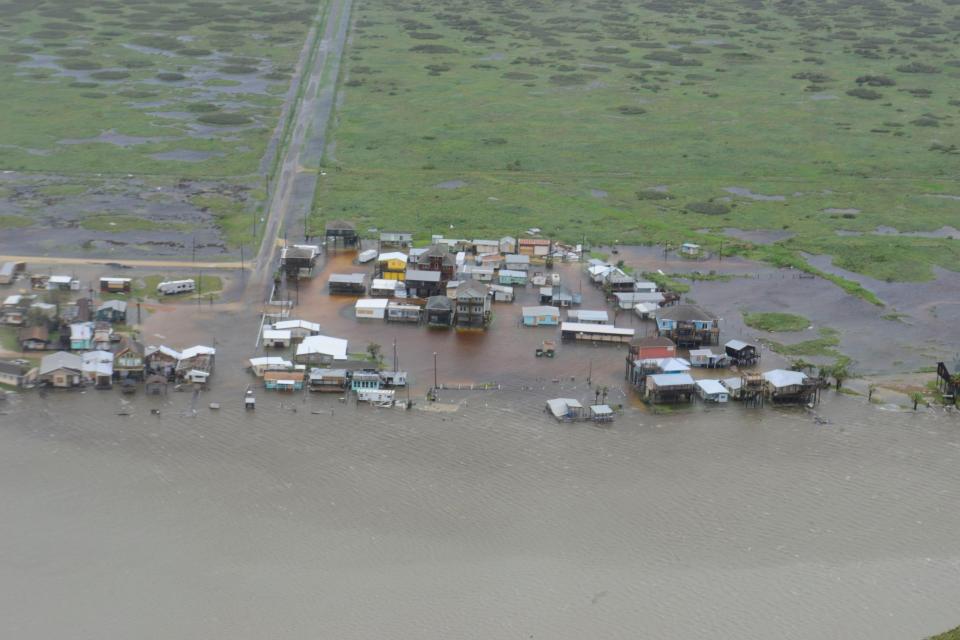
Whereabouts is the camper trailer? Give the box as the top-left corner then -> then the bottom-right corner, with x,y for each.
156,279 -> 196,295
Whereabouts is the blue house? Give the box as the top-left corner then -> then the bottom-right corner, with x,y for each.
69,322 -> 94,351
522,305 -> 560,327
350,370 -> 381,392
654,304 -> 719,347
499,269 -> 528,286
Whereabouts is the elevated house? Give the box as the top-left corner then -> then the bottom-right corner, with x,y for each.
328,273 -> 367,295
626,335 -> 678,382
655,304 -> 719,347
370,278 -> 402,297
324,220 -> 358,249
425,296 -> 454,327
264,370 -> 305,392
936,361 -> 959,404
680,242 -> 701,257
113,338 -> 145,381
498,269 -> 528,286
280,244 -> 321,278
560,322 -> 634,344
81,350 -> 114,389
308,368 -> 348,392
69,322 -> 94,351
725,339 -> 760,366
379,232 -> 413,252
689,348 -> 728,369
38,352 -> 83,388
519,238 -> 551,257
644,373 -> 696,404
504,253 -> 530,272
95,300 -> 127,324
386,302 -> 421,323
99,277 -> 130,293
454,281 -> 491,329
763,369 -> 818,405
350,370 -> 382,392
405,269 -> 443,298
696,379 -> 729,403
376,252 -> 408,281
19,325 -> 51,351
522,306 -> 560,327
1,294 -> 28,325
604,271 -> 636,293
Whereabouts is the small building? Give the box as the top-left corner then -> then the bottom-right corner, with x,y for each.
590,404 -> 615,423
499,236 -> 517,254
650,357 -> 691,374
324,220 -> 358,249
425,296 -> 454,327
355,298 -> 389,320
144,345 -> 181,378
272,319 -> 321,341
454,281 -> 491,328
655,304 -> 718,347
725,339 -> 760,366
0,261 -> 25,285
370,278 -> 401,297
458,265 -> 494,282
99,277 -> 131,293
379,370 -> 408,387
519,238 -> 551,257
280,244 -> 321,278
478,254 -> 503,269
295,335 -> 349,365
405,269 -> 443,298
546,398 -> 587,422
689,348 -> 728,369
264,370 -> 305,391
633,302 -> 660,319
498,269 -> 528,286
604,272 -> 636,293
0,360 -> 33,388
156,279 -> 195,296
376,252 -> 409,280
95,299 -> 127,324
262,328 -> 292,348
176,346 -> 216,382
356,388 -> 395,405
350,370 -> 382,392
1,294 -> 27,325
522,306 -> 560,327
248,357 -> 293,377
720,377 -> 743,400
566,310 -> 608,324
92,322 -> 114,350
81,350 -> 114,388
113,338 -> 145,381
560,322 -> 634,344
48,275 -> 80,291
504,254 -> 531,271
69,322 -> 94,351
328,273 -> 367,295
386,302 -> 421,323
489,284 -> 514,303
19,325 -> 51,351
645,373 -> 696,404
680,242 -> 701,257
614,291 -> 665,310
588,264 -> 615,283
634,281 -> 658,293
445,280 -> 461,299
472,239 -> 500,255
308,368 -> 348,392
763,369 -> 817,404
379,232 -> 413,251
696,379 -> 729,403
39,352 -> 83,388
629,335 -> 676,361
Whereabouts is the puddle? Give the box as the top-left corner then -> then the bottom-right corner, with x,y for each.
810,94 -> 838,101
873,225 -> 960,239
693,39 -> 725,46
434,179 -> 467,189
823,208 -> 860,214
120,43 -> 179,58
921,194 -> 960,201
590,189 -> 608,199
835,230 -> 863,237
149,150 -> 225,162
0,144 -> 51,157
58,129 -> 177,147
723,228 -> 794,244
724,187 -> 786,201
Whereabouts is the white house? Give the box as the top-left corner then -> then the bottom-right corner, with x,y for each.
696,379 -> 729,403
355,298 -> 389,320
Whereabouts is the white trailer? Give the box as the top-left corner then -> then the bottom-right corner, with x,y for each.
156,279 -> 196,295
357,388 -> 395,406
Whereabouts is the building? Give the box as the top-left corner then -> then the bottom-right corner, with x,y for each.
489,284 -> 514,303
280,244 -> 320,278
472,239 -> 500,255
655,304 -> 718,347
0,261 -> 25,285
560,322 -> 634,344
328,273 -> 367,295
478,254 -> 503,269
248,357 -> 293,377
355,298 -> 389,320
48,275 -> 79,291
324,220 -> 358,248
604,272 -> 636,293
696,379 -> 729,403
613,291 -> 665,310
386,302 -> 421,323
82,350 -> 115,388
271,319 -> 321,341
350,370 -> 382,392
38,352 -> 83,388
689,348 -> 728,368
405,269 -> 443,298
144,345 -> 181,378
681,242 -> 701,256
376,252 -> 408,280
720,377 -> 743,400
262,328 -> 292,348
519,238 -> 551,257
628,335 -> 676,362
92,322 -> 114,350
454,281 -> 491,328
645,373 -> 696,404
69,322 -> 94,350
357,249 -> 378,264
95,299 -> 128,323
458,265 -> 494,282
566,310 -> 608,324
113,338 -> 145,381
499,236 -> 517,253
370,278 -> 401,297
498,269 -> 528,286
175,346 -> 216,383
725,339 -> 760,366
295,335 -> 349,365
546,398 -> 587,422
308,368 -> 348,392
379,232 -> 413,251
414,245 -> 456,282
0,360 -> 33,387
522,306 -> 560,327
99,277 -> 131,293
264,370 -> 305,391
633,281 -> 658,293
425,295 -> 454,327
763,369 -> 817,404
1,294 -> 28,325
504,254 -> 530,271
156,279 -> 196,295
18,325 -> 51,351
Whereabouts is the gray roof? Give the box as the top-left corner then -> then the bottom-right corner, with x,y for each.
522,305 -> 560,316
329,273 -> 367,284
456,281 -> 489,298
725,339 -> 754,352
656,304 -> 714,322
98,299 -> 127,312
40,352 -> 82,376
425,296 -> 453,310
405,269 -> 442,283
0,360 -> 25,375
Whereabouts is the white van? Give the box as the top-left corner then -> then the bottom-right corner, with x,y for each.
156,279 -> 196,295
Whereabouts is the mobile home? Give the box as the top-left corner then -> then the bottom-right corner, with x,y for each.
355,298 -> 389,320
156,279 -> 196,295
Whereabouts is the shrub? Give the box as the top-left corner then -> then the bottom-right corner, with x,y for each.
198,113 -> 252,125
686,201 -> 730,215
90,70 -> 130,80
410,44 -> 458,54
60,59 -> 101,70
156,72 -> 186,82
896,62 -> 939,73
846,88 -> 882,100
855,74 -> 895,86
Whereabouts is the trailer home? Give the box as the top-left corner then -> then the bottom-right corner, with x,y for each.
156,279 -> 196,295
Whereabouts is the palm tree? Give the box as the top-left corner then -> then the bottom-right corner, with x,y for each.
910,392 -> 924,411
601,386 -> 609,405
831,362 -> 850,390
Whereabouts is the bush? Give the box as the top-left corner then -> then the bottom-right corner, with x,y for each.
60,59 -> 102,70
617,105 -> 646,115
220,65 -> 257,74
410,44 -> 458,54
636,190 -> 673,201
855,74 -> 895,86
186,102 -> 219,113
743,312 -> 810,332
896,62 -> 939,73
198,113 -> 252,125
90,70 -> 130,80
686,201 -> 731,215
846,88 -> 882,100
156,72 -> 186,82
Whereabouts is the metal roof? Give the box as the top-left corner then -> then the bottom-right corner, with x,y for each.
522,305 -> 560,316
560,322 -> 634,337
725,339 -> 753,351
39,352 -> 82,376
763,369 -> 807,388
568,310 -> 608,322
405,269 -> 442,282
262,329 -> 291,340
329,273 -> 367,284
696,379 -> 727,395
356,298 -> 389,310
649,373 -> 695,387
656,304 -> 714,322
296,335 -> 349,360
273,319 -> 321,332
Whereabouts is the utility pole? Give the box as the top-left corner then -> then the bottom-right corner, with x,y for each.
588,359 -> 593,387
433,351 -> 438,390
240,243 -> 244,272
719,240 -> 723,262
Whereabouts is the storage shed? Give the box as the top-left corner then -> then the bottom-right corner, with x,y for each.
355,298 -> 389,320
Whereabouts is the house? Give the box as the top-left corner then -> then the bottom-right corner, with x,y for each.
262,328 -> 292,348
522,306 -> 560,327
689,348 -> 728,368
370,278 -> 401,297
458,265 -> 494,282
629,335 -> 677,361
324,220 -> 358,248
295,335 -> 349,364
504,253 -> 531,271
81,350 -> 114,388
92,322 -> 114,350
498,269 -> 528,286
405,269 -> 443,298
560,322 -> 634,344
548,286 -> 579,308
566,310 -> 608,324
604,271 -> 636,293
38,352 -> 83,388
645,373 -> 696,404
50,275 -> 80,291
590,404 -> 615,423
0,261 -> 25,285
445,280 -> 461,298
175,345 -> 216,383
280,244 -> 320,277
355,298 -> 388,320
272,319 -> 321,341
264,370 -> 305,391
518,238 -> 551,257
613,292 -> 665,310
414,244 -> 456,282
546,398 -> 587,422
308,368 -> 348,392
588,264 -> 615,283
681,242 -> 701,256
1,294 -> 28,325
763,369 -> 817,404
696,379 -> 729,403
725,339 -> 760,366
29,302 -> 57,320
633,281 -> 658,293
499,236 -> 517,253
633,302 -> 660,319
425,295 -> 454,327
328,273 -> 367,295
720,377 -> 743,400
144,345 -> 181,378
379,231 -> 413,251
0,360 -> 33,387
650,357 -> 691,374
454,281 -> 491,328
478,254 -> 503,269
379,370 -> 407,387
113,338 -> 145,381
376,252 -> 408,280
69,322 -> 94,350
472,239 -> 500,255
19,325 -> 51,351
350,370 -> 382,392
386,302 -> 421,323
59,297 -> 92,324
99,277 -> 131,293
655,304 -> 718,347
489,284 -> 514,303
248,357 -> 293,377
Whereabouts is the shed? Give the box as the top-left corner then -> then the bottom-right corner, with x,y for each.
328,273 -> 367,294
567,309 -> 608,324
262,328 -> 292,348
489,284 -> 514,303
370,278 -> 401,297
560,322 -> 634,344
590,404 -> 615,422
546,398 -> 586,422
681,242 -> 701,256
355,298 -> 389,320
498,269 -> 528,285
696,379 -> 729,403
386,302 -> 421,323
522,305 -> 560,327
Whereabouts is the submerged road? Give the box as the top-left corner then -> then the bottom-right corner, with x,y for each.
250,0 -> 354,297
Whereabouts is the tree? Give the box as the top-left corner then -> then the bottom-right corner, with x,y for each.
831,362 -> 850,390
366,342 -> 382,364
790,358 -> 814,374
601,386 -> 609,405
868,384 -> 877,401
910,392 -> 924,411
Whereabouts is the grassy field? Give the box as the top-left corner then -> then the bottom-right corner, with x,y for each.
743,312 -> 810,332
931,627 -> 960,640
313,0 -> 960,291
